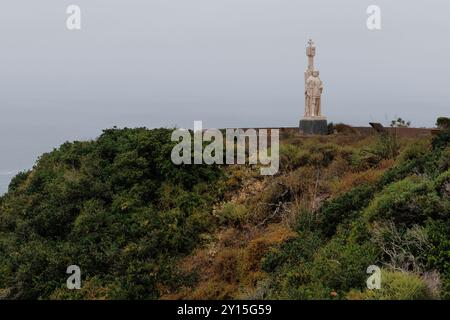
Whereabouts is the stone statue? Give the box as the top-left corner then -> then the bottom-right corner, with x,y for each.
305,70 -> 323,117
299,39 -> 327,134
303,39 -> 324,118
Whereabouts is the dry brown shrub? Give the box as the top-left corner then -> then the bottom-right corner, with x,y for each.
245,180 -> 287,224
164,224 -> 295,300
327,158 -> 395,196
222,165 -> 260,198
378,158 -> 395,170
279,166 -> 316,196
328,169 -> 383,195
334,123 -> 358,134
243,224 -> 296,272
190,280 -> 238,300
238,271 -> 268,292
218,227 -> 248,248
230,178 -> 265,205
213,248 -> 245,283
324,156 -> 351,179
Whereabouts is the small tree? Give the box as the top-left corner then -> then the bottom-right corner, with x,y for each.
390,117 -> 411,128
436,117 -> 450,130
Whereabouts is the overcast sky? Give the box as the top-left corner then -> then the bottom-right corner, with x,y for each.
1,0 -> 449,192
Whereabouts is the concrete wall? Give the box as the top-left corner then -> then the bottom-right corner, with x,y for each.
222,126 -> 437,138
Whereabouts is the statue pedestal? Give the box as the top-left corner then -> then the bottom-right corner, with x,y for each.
299,117 -> 328,135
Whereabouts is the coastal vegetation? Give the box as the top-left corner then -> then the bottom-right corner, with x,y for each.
0,124 -> 448,300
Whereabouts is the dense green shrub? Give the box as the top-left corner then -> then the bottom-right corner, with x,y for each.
215,202 -> 248,227
261,233 -> 326,299
377,157 -> 423,187
348,270 -> 431,300
364,176 -> 443,227
263,228 -> 378,299
436,117 -> 450,130
432,128 -> 450,150
320,184 -> 376,237
397,139 -> 430,163
261,230 -> 323,274
307,143 -> 340,167
434,169 -> 450,199
279,144 -> 310,171
7,171 -> 30,192
310,232 -> 379,293
350,150 -> 381,170
0,128 -> 224,299
425,219 -> 450,299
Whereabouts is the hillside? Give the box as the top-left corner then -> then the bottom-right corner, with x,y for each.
0,127 -> 449,300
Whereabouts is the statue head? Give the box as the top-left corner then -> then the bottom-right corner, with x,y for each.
312,70 -> 319,77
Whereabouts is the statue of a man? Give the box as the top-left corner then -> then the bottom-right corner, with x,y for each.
305,70 -> 323,117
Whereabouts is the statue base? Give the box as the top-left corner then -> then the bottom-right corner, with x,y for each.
299,117 -> 328,135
